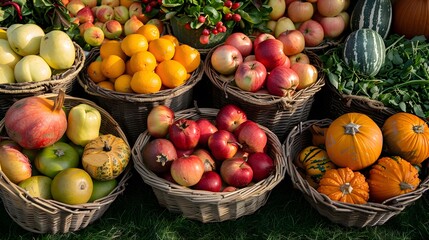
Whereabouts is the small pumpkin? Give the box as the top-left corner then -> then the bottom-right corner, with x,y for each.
309,124 -> 329,148
82,134 -> 131,181
317,167 -> 370,204
382,112 -> 429,165
298,146 -> 337,184
368,156 -> 420,203
325,113 -> 383,170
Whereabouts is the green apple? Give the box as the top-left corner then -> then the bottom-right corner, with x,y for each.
66,103 -> 102,146
14,55 -> 52,83
18,175 -> 53,199
0,39 -> 22,68
0,64 -> 15,83
39,30 -> 76,70
7,23 -> 45,56
34,142 -> 80,178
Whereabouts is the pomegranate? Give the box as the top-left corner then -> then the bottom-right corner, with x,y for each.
4,90 -> 67,149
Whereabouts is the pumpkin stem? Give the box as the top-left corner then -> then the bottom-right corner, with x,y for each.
53,90 -> 65,112
344,123 -> 360,135
103,141 -> 112,152
413,125 -> 424,134
340,183 -> 353,196
400,182 -> 415,191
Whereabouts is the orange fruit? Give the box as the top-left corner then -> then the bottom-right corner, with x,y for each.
97,81 -> 115,90
156,60 -> 188,88
125,59 -> 133,75
87,61 -> 107,83
148,38 -> 175,62
128,50 -> 157,74
130,70 -> 162,94
173,44 -> 201,73
100,40 -> 127,60
160,34 -> 180,47
136,24 -> 160,42
121,33 -> 148,57
114,74 -> 134,93
119,0 -> 134,8
101,55 -> 126,79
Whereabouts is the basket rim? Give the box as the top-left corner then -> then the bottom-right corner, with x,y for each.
0,42 -> 85,94
132,107 -> 287,203
284,118 -> 429,214
0,93 -> 132,213
204,45 -> 325,109
77,48 -> 204,103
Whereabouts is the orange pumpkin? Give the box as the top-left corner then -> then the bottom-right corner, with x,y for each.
317,167 -> 369,204
368,156 -> 420,203
310,124 -> 329,148
382,112 -> 429,165
325,113 -> 383,170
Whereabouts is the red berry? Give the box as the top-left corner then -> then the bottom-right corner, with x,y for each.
202,28 -> 210,36
198,15 -> 206,23
216,21 -> 223,28
212,29 -> 219,34
185,23 -> 192,30
220,26 -> 227,33
142,0 -> 149,3
224,0 -> 233,8
232,2 -> 240,10
224,13 -> 232,21
149,0 -> 158,6
200,35 -> 209,45
232,13 -> 241,22
145,5 -> 152,12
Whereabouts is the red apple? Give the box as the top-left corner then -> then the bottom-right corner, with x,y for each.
274,16 -> 296,38
66,0 -> 85,16
234,60 -> 267,92
266,65 -> 300,97
193,171 -> 223,192
287,0 -> 314,23
141,138 -> 177,174
196,118 -> 218,147
253,32 -> 276,49
147,105 -> 175,138
76,6 -> 94,23
281,56 -> 291,68
291,62 -> 319,90
193,148 -> 216,172
298,19 -> 325,47
338,11 -> 350,27
176,148 -> 195,158
247,152 -> 275,182
244,54 -> 256,62
254,38 -> 287,71
220,157 -> 253,188
317,0 -> 346,17
234,120 -> 267,153
319,15 -> 346,39
168,119 -> 201,150
215,104 -> 247,132
289,52 -> 310,65
207,130 -> 240,161
160,171 -> 177,184
210,45 -> 243,75
95,5 -> 114,23
277,29 -> 306,56
225,32 -> 253,57
222,186 -> 238,192
170,155 -> 205,187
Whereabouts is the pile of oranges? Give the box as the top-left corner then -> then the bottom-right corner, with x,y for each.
86,24 -> 201,94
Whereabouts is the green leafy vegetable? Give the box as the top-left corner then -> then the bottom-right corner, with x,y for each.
321,34 -> 429,119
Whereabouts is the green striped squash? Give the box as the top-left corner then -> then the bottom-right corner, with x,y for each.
298,146 -> 336,183
350,0 -> 392,39
343,29 -> 386,77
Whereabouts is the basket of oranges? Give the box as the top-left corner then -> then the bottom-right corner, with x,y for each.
78,26 -> 204,144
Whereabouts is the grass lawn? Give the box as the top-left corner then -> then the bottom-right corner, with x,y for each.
1,171 -> 429,240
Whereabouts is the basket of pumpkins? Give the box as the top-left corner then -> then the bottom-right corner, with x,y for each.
132,104 -> 287,222
77,31 -> 204,145
0,24 -> 85,120
284,112 -> 429,227
0,91 -> 132,234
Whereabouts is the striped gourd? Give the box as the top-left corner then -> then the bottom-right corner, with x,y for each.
343,29 -> 386,77
350,0 -> 392,39
298,146 -> 337,183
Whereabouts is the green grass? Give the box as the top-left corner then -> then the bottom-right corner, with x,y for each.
1,171 -> 429,240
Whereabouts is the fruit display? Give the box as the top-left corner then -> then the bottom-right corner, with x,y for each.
141,104 -> 276,191
294,111 -> 429,204
0,91 -> 131,204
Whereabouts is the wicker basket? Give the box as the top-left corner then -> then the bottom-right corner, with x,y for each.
77,49 -> 204,145
0,42 -> 85,119
0,93 -> 132,234
205,48 -> 325,142
132,107 -> 287,223
324,80 -> 397,127
284,119 -> 429,227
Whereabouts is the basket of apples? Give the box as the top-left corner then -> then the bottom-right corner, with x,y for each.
132,104 -> 287,222
204,31 -> 325,142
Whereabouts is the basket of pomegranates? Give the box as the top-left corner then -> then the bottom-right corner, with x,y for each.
0,91 -> 132,234
284,113 -> 429,228
132,104 -> 287,222
204,32 -> 325,142
0,25 -> 85,120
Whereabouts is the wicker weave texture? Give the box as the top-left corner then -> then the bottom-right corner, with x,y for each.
77,49 -> 204,145
0,93 -> 132,234
0,42 -> 85,119
132,107 -> 286,223
205,48 -> 325,142
283,119 -> 429,227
